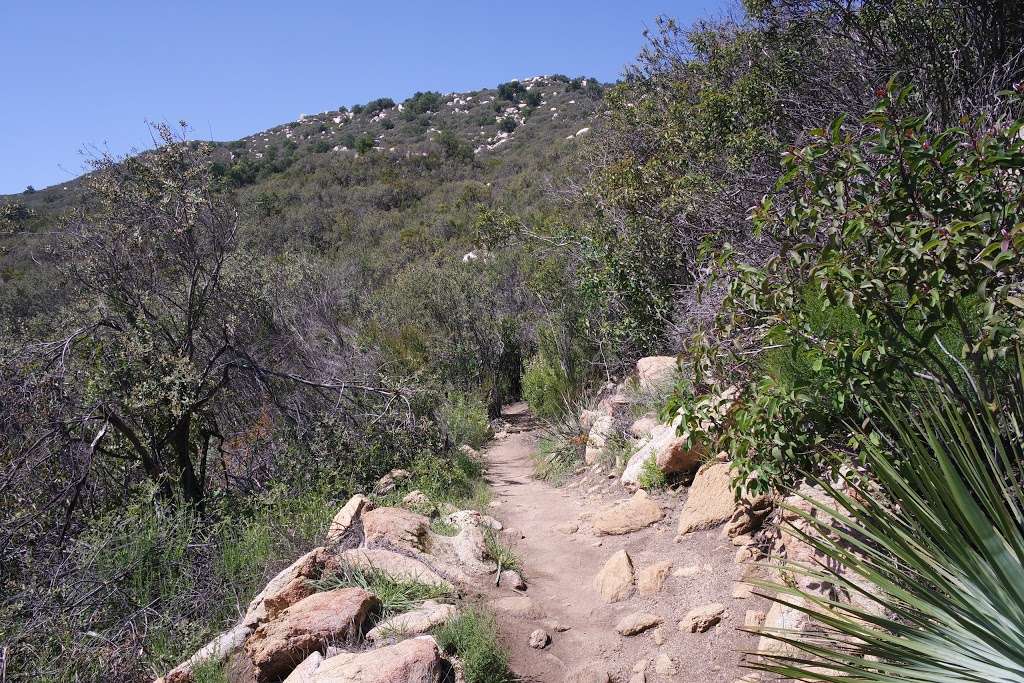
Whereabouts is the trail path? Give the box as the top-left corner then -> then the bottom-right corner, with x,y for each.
481,405 -> 766,682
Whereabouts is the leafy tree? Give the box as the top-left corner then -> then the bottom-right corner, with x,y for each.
404,90 -> 443,115
499,116 -> 517,133
355,134 -> 375,154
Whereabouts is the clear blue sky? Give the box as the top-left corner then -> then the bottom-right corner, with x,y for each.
0,1 -> 726,194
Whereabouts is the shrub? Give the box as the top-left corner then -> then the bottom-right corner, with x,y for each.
355,134 -> 375,154
498,117 -> 517,133
314,562 -> 453,621
496,81 -> 526,102
404,91 -> 443,115
532,433 -> 582,486
636,456 -> 667,490
483,528 -> 521,573
521,354 -> 571,419
440,392 -> 492,449
754,356 -> 1024,681
434,608 -> 514,683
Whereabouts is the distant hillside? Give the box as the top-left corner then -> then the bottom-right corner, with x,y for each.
0,74 -> 605,321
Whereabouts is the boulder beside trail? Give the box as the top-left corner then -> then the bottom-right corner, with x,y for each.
365,600 -> 456,643
592,490 -> 663,535
338,548 -> 454,589
302,635 -> 448,683
243,548 -> 336,628
593,550 -> 635,603
362,507 -> 431,552
244,587 -> 379,682
621,424 -> 701,490
584,415 -> 616,465
676,462 -> 735,538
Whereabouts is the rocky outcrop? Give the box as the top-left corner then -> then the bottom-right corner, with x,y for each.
362,507 -> 430,552
245,588 -> 379,682
635,356 -> 677,393
338,549 -> 454,589
243,548 -> 336,628
676,462 -> 735,538
593,550 -> 634,602
326,494 -> 371,546
592,490 -> 664,535
621,424 -> 701,489
302,635 -> 448,682
366,601 -> 456,643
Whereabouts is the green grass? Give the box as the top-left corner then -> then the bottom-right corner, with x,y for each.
433,608 -> 515,683
313,562 -> 454,621
191,660 -> 229,683
483,529 -> 520,574
636,455 -> 668,490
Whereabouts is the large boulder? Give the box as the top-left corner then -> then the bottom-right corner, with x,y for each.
244,588 -> 379,682
592,490 -> 664,535
366,600 -> 456,642
362,507 -> 430,552
628,414 -> 659,438
621,424 -> 701,489
163,624 -> 251,683
243,548 -> 335,628
676,462 -> 735,538
338,549 -> 454,590
636,356 -> 677,393
427,524 -> 497,575
302,636 -> 448,683
593,550 -> 634,603
325,494 -> 371,546
584,415 -> 615,465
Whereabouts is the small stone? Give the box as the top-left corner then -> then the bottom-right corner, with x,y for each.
732,582 -> 754,599
629,674 -> 646,683
529,628 -> 549,649
652,627 -> 666,645
744,610 -> 766,629
556,522 -> 579,534
731,533 -> 753,546
563,664 -> 611,683
593,550 -> 635,603
615,612 -> 663,636
655,653 -> 678,676
633,658 -> 649,673
592,490 -> 664,535
544,619 -> 571,632
637,560 -> 672,594
680,603 -> 726,633
499,569 -> 526,590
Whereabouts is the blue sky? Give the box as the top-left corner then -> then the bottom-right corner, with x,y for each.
0,1 -> 725,194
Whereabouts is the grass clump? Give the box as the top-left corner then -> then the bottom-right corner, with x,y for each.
434,608 -> 515,683
314,562 -> 453,621
636,456 -> 667,490
483,529 -> 520,573
441,392 -> 492,449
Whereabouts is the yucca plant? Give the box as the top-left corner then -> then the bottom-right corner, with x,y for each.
752,358 -> 1024,682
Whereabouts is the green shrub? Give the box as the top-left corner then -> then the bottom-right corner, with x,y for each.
434,608 -> 514,683
532,433 -> 582,486
483,529 -> 520,573
440,392 -> 492,449
355,134 -> 375,154
499,117 -> 517,133
754,356 -> 1024,681
636,456 -> 667,490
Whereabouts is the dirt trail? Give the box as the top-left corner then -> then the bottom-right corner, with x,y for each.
481,408 -> 766,682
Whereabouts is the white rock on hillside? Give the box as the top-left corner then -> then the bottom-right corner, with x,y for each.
635,356 -> 678,393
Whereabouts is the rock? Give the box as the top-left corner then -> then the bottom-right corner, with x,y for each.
744,609 -> 766,629
633,659 -> 649,673
307,635 -> 447,682
362,507 -> 430,552
338,548 -> 453,589
282,651 -> 322,682
593,550 -> 634,602
731,533 -> 753,546
366,600 -> 456,642
498,569 -> 526,590
680,603 -> 725,633
245,588 -> 379,682
756,598 -> 811,659
584,415 -> 615,465
429,523 -> 496,575
373,468 -> 411,495
592,490 -> 663,535
528,628 -> 550,649
654,653 -> 678,676
628,414 -> 659,438
543,619 -> 571,632
243,548 -> 334,628
636,356 -> 677,393
652,627 -> 666,645
726,494 -> 773,538
676,462 -> 735,537
621,425 -> 701,489
637,560 -> 672,595
325,494 -> 371,545
732,582 -> 754,599
402,490 -> 431,509
488,595 -> 544,618
563,664 -> 611,683
445,509 -> 502,531
629,675 -> 646,683
163,624 -> 251,683
615,612 -> 663,636
555,521 -> 579,535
